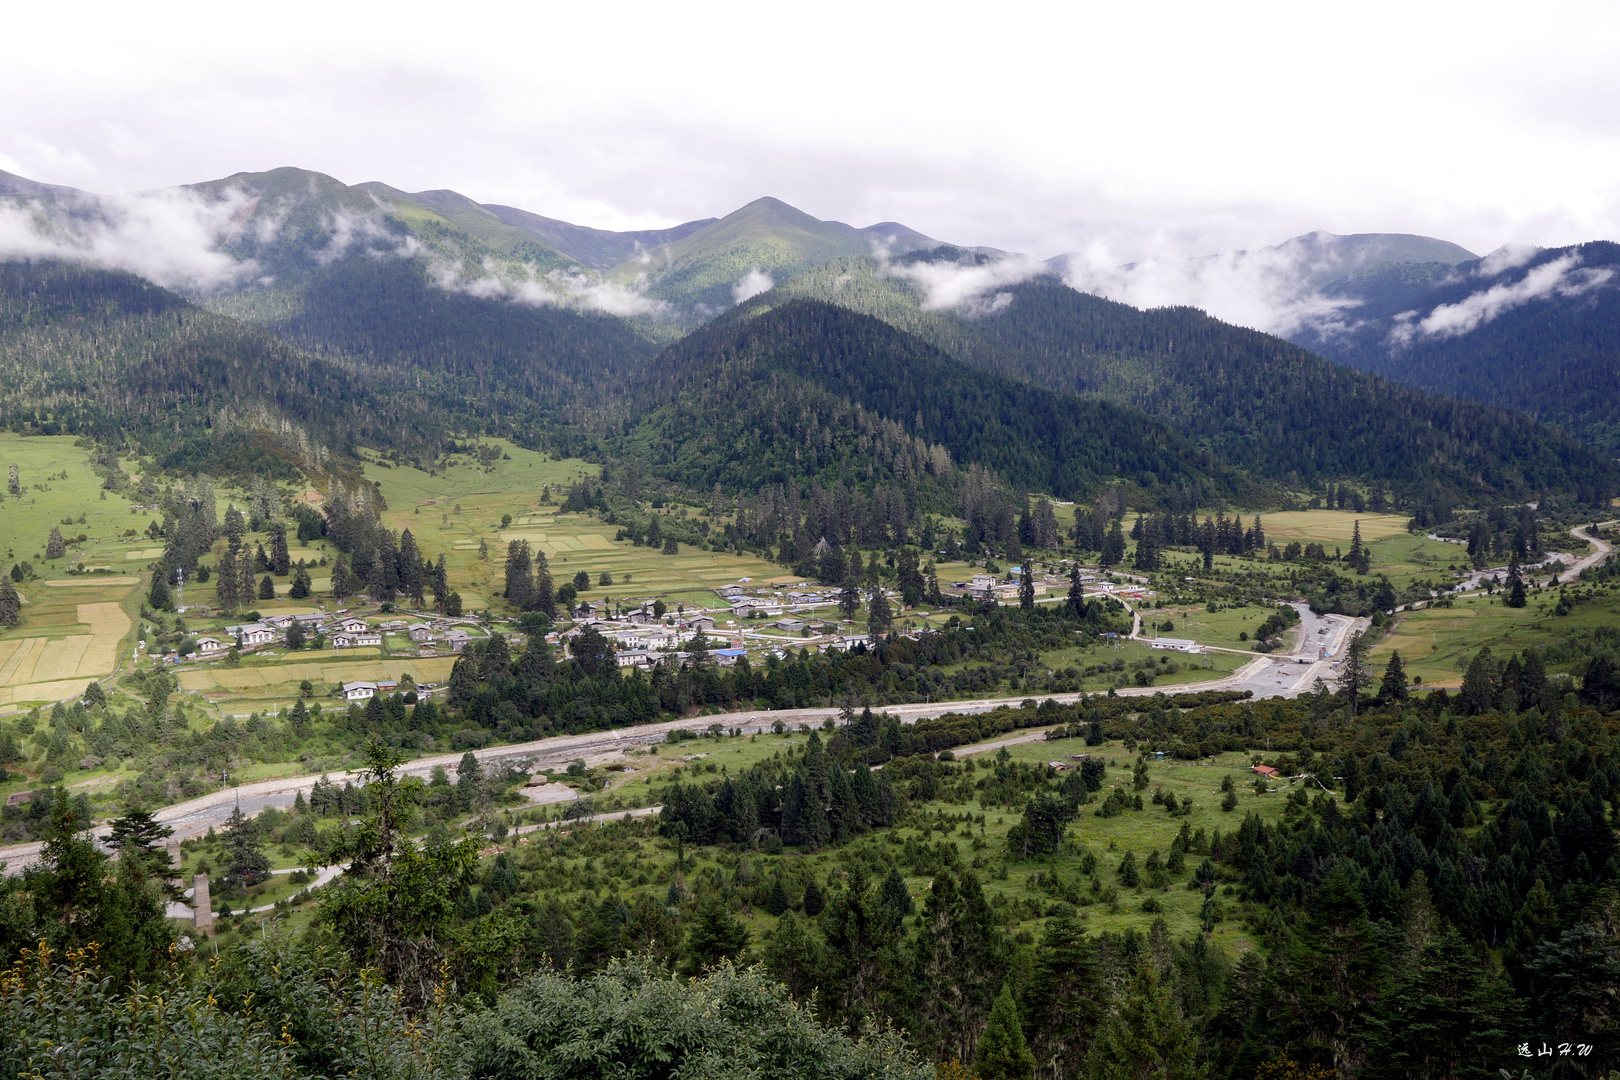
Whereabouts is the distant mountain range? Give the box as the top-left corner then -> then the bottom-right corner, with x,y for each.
0,164 -> 1614,506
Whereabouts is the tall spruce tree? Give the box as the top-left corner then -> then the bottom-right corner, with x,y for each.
1086,958 -> 1201,1080
976,983 -> 1037,1080
269,523 -> 290,576
1378,650 -> 1409,703
147,565 -> 173,611
1101,521 -> 1125,567
505,540 -> 533,607
0,575 -> 20,627
45,526 -> 66,561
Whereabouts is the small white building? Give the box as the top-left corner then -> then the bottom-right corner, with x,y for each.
195,636 -> 227,654
342,680 -> 378,701
333,631 -> 382,648
227,623 -> 276,647
339,617 -> 369,634
1149,637 -> 1203,654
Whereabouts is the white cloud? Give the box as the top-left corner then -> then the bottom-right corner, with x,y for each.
313,208 -> 396,265
0,185 -> 260,291
430,257 -> 669,318
1391,253 -> 1614,344
881,251 -> 1050,315
731,266 -> 773,304
1476,243 -> 1540,277
1053,238 -> 1370,338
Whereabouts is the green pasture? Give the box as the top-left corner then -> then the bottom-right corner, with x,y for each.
1370,583 -> 1620,686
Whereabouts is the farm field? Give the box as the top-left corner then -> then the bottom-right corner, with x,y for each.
1368,583 -> 1618,686
0,435 -> 148,708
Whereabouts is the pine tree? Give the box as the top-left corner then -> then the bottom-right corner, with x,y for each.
228,543 -> 248,598
867,586 -> 893,635
1458,647 -> 1500,715
531,550 -> 555,617
45,526 -> 65,560
1378,651 -> 1409,703
1341,630 -> 1371,717
1019,563 -> 1035,610
1086,958 -> 1201,1080
330,554 -> 355,598
431,553 -> 449,611
147,566 -> 173,611
257,575 -> 275,600
504,540 -> 533,607
516,634 -> 555,692
221,804 -> 270,889
976,983 -> 1037,1080
803,877 -> 826,916
254,543 -> 270,574
223,504 -> 244,542
368,557 -> 395,603
1349,520 -> 1363,563
897,547 -> 924,605
0,575 -> 20,627
838,567 -> 861,621
678,891 -> 751,978
1505,554 -> 1527,607
269,523 -> 290,576
447,653 -> 479,707
289,564 -> 312,599
1101,521 -> 1125,567
398,529 -> 424,605
107,808 -> 183,902
215,541 -> 241,610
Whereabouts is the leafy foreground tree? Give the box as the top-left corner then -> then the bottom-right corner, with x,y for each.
316,740 -> 482,1005
0,932 -> 930,1080
0,792 -> 175,986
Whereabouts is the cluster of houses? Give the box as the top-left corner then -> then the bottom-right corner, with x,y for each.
966,571 -> 1052,603
189,612 -> 486,658
713,581 -> 839,619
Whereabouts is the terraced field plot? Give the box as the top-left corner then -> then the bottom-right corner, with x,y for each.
0,584 -> 135,707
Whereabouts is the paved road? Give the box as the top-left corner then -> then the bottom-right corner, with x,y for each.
0,584 -> 1376,873
1563,521 -> 1616,582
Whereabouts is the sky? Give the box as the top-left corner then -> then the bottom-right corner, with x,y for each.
3,0 -> 1619,266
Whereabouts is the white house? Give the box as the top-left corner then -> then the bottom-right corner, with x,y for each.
1149,637 -> 1203,654
194,637 -> 227,654
339,617 -> 369,634
333,631 -> 382,648
227,623 -> 276,647
342,681 -> 378,701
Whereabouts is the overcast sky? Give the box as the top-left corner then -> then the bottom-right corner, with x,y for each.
4,0 -> 1618,263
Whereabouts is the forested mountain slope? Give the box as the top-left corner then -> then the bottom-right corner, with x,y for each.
1295,241 -> 1620,455
613,197 -> 938,315
754,257 -> 1616,503
622,299 -> 1240,504
0,260 -> 439,475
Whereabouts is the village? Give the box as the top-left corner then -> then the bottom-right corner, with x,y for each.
150,560 -> 1166,710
